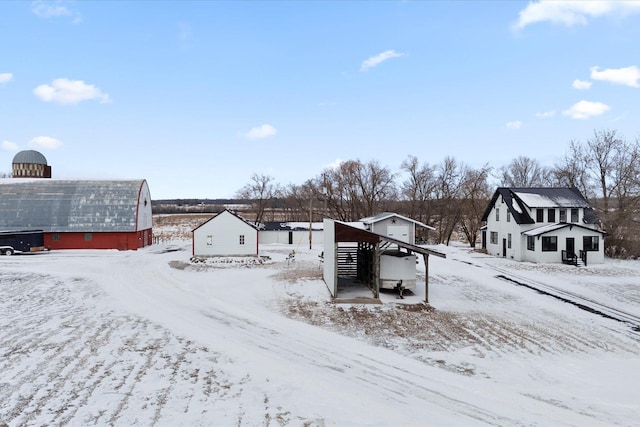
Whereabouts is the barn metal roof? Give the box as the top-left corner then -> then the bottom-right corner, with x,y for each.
0,179 -> 147,232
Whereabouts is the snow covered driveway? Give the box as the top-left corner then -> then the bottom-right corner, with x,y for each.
1,244 -> 639,426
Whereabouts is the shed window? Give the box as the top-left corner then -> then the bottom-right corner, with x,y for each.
52,233 -> 61,241
206,235 -> 213,246
548,209 -> 556,222
559,209 -> 567,222
490,231 -> 498,244
536,209 -> 544,223
84,233 -> 93,241
527,236 -> 535,251
239,235 -> 245,245
542,236 -> 557,251
583,236 -> 599,251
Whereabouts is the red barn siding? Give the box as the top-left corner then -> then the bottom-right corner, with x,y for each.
45,229 -> 152,250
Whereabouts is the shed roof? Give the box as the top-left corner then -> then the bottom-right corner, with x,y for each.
0,179 -> 148,232
359,212 -> 435,230
335,221 -> 445,258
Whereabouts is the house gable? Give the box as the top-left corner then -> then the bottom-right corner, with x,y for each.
192,210 -> 258,257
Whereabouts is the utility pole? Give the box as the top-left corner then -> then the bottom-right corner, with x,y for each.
309,195 -> 313,249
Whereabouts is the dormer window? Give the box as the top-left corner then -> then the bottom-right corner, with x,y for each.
548,209 -> 556,222
559,209 -> 567,222
536,209 -> 544,223
571,208 -> 579,223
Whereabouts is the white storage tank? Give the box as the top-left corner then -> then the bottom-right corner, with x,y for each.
380,250 -> 417,289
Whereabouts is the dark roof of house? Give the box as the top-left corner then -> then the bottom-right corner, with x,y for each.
481,187 -> 600,225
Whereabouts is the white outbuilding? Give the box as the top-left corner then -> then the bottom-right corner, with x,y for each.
192,210 -> 259,257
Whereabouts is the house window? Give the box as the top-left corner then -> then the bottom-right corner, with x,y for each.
239,235 -> 245,245
52,233 -> 61,241
583,236 -> 600,251
496,208 -> 500,222
206,235 -> 213,246
490,231 -> 498,244
548,209 -> 556,222
84,233 -> 93,241
536,209 -> 544,223
542,236 -> 557,251
507,233 -> 512,249
559,209 -> 567,222
507,210 -> 511,222
527,236 -> 535,251
571,208 -> 579,222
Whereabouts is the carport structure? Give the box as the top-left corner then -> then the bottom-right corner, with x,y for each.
323,219 -> 446,302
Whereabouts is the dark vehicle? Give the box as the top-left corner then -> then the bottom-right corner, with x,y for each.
0,230 -> 47,255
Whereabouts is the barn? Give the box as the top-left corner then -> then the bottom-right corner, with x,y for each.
0,179 -> 152,250
192,210 -> 259,257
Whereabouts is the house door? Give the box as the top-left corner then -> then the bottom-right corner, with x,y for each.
566,237 -> 575,255
502,238 -> 507,257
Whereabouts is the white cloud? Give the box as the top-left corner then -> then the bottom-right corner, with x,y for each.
33,78 -> 111,105
29,136 -> 63,149
32,1 -> 82,24
360,50 -> 404,72
563,100 -> 610,119
325,158 -> 343,169
535,110 -> 556,118
513,1 -> 640,30
0,73 -> 14,84
590,65 -> 640,88
2,140 -> 19,151
572,79 -> 592,90
506,121 -> 523,130
239,124 -> 277,139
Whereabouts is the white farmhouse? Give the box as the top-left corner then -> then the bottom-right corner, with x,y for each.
192,210 -> 258,257
481,188 -> 606,265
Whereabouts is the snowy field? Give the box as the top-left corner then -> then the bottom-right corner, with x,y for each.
2,219 -> 640,426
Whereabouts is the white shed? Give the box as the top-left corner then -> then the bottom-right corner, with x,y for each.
360,212 -> 434,244
192,210 -> 258,257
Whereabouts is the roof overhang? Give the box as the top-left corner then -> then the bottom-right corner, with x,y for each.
335,221 -> 445,258
522,223 -> 607,237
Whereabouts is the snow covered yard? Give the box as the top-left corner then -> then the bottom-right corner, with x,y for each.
1,219 -> 640,426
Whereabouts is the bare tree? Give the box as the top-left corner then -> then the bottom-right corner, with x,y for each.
499,156 -> 550,187
458,164 -> 492,248
399,155 -> 437,226
433,156 -> 466,245
552,140 -> 593,199
235,173 -> 279,225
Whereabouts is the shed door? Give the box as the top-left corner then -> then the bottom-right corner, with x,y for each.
387,225 -> 410,243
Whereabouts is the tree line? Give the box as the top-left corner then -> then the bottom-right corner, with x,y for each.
237,129 -> 640,258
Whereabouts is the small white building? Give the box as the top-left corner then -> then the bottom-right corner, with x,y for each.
481,187 -> 606,265
192,210 -> 258,257
259,221 -> 324,246
359,212 -> 434,244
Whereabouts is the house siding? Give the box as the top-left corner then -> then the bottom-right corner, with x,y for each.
483,189 -> 605,264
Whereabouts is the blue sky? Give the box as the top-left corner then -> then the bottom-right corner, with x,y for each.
1,1 -> 640,199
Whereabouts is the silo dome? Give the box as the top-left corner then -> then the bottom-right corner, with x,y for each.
12,150 -> 48,165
